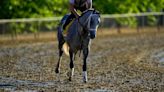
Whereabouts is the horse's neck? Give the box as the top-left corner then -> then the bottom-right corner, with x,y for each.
68,12 -> 92,37
79,11 -> 92,23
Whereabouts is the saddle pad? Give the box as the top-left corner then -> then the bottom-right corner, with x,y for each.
63,19 -> 75,36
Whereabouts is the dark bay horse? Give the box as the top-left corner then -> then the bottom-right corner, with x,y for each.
55,9 -> 100,82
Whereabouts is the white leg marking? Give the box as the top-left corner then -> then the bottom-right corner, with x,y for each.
83,71 -> 88,82
71,68 -> 74,76
68,68 -> 74,81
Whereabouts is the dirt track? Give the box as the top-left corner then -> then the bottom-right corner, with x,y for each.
0,31 -> 164,92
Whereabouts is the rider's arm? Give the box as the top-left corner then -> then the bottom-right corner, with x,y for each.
69,3 -> 79,18
86,0 -> 92,9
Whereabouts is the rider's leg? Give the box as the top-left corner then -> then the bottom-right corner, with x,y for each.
63,13 -> 75,30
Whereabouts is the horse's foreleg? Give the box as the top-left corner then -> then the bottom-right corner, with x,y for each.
83,48 -> 89,83
55,43 -> 64,74
68,50 -> 74,81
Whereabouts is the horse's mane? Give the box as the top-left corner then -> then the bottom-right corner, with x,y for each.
81,9 -> 100,17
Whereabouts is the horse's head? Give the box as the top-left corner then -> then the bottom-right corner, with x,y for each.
79,9 -> 101,39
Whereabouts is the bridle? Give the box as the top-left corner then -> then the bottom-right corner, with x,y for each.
78,10 -> 100,34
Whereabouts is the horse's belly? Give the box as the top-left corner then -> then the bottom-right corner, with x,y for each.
70,44 -> 81,52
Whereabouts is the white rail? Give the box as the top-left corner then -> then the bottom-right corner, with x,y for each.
101,12 -> 164,18
0,17 -> 62,23
0,12 -> 163,23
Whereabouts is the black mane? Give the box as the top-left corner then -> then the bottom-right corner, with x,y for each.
81,9 -> 100,16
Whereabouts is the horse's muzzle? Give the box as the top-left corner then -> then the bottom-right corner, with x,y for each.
89,30 -> 96,39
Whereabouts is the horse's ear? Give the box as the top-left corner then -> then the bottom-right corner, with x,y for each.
93,9 -> 100,14
93,9 -> 96,13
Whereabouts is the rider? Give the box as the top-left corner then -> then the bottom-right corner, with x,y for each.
63,0 -> 92,30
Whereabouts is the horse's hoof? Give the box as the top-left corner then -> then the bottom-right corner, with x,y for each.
82,71 -> 88,83
83,78 -> 88,83
68,77 -> 72,81
67,73 -> 72,81
55,68 -> 60,74
83,80 -> 87,83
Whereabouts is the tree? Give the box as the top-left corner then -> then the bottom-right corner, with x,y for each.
93,0 -> 163,14
0,0 -> 68,19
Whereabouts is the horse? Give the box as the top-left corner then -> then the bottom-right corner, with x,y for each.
55,9 -> 100,82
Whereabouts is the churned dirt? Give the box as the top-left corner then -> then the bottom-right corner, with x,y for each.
0,29 -> 164,92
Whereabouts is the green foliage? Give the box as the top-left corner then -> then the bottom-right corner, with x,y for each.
0,0 -> 163,34
93,0 -> 163,28
0,0 -> 67,34
93,0 -> 163,14
0,0 -> 68,19
0,0 -> 162,19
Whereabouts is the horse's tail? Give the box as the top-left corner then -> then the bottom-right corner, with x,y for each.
63,42 -> 69,56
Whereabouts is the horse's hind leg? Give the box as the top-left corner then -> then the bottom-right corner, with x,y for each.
68,50 -> 74,81
55,42 -> 64,74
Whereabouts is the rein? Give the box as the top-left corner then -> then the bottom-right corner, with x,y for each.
76,10 -> 99,57
77,18 -> 88,32
77,18 -> 84,57
77,12 -> 92,57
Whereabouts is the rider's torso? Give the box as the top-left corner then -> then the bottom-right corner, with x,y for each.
70,0 -> 92,7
